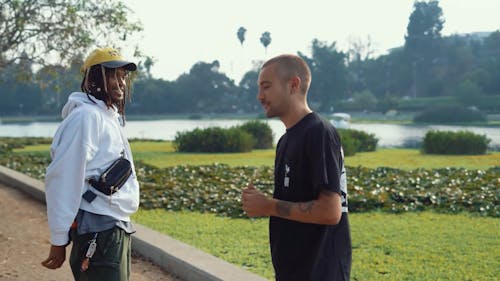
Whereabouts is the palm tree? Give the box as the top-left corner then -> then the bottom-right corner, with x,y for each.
237,26 -> 247,46
260,31 -> 271,54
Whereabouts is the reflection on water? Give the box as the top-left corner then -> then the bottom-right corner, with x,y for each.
1,119 -> 499,148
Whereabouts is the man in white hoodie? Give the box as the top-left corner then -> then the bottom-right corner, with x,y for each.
41,47 -> 140,281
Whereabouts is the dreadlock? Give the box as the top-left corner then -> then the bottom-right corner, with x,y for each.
81,65 -> 133,125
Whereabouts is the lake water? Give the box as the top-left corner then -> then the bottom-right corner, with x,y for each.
1,119 -> 499,148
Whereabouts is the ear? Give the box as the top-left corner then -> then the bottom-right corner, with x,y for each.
289,76 -> 301,93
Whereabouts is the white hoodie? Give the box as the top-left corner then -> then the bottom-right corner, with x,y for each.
45,92 -> 140,246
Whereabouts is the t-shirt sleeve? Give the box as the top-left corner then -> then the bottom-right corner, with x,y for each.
308,124 -> 342,194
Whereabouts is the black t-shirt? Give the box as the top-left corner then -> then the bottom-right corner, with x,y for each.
270,112 -> 351,281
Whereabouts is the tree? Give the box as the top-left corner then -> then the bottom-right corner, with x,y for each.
404,0 -> 445,98
299,39 -> 348,112
346,36 -> 376,94
350,90 -> 377,111
131,78 -> 176,114
139,56 -> 156,79
347,35 -> 375,63
35,58 -> 81,114
483,30 -> 500,53
260,31 -> 272,54
0,0 -> 142,69
237,26 -> 247,46
238,70 -> 259,112
174,60 -> 237,113
455,79 -> 483,106
481,31 -> 500,96
405,0 -> 444,58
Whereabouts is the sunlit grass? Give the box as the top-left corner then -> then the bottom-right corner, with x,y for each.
130,141 -> 275,167
346,148 -> 500,170
13,144 -> 50,154
132,210 -> 499,280
349,212 -> 499,281
129,142 -> 500,170
14,142 -> 500,170
10,140 -> 500,280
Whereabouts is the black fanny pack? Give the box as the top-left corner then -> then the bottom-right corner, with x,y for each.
87,156 -> 132,196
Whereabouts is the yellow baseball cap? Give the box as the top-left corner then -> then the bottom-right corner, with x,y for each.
81,47 -> 137,73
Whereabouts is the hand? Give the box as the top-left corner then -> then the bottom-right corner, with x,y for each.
41,245 -> 66,269
241,183 -> 271,217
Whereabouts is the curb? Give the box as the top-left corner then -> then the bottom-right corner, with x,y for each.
0,165 -> 267,281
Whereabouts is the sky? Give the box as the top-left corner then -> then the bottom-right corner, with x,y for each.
122,0 -> 500,83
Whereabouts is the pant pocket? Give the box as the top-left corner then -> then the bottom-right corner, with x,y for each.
93,227 -> 123,266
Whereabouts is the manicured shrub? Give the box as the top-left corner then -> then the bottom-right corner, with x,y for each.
338,134 -> 359,157
338,129 -> 378,155
422,130 -> 490,155
224,127 -> 254,152
174,127 -> 254,153
346,129 -> 378,152
414,106 -> 486,123
238,120 -> 274,149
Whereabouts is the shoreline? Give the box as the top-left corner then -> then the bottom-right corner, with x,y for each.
1,114 -> 499,127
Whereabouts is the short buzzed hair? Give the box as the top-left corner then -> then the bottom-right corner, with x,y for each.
262,54 -> 311,94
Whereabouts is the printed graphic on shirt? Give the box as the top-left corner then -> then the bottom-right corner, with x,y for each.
340,147 -> 348,212
284,164 -> 290,188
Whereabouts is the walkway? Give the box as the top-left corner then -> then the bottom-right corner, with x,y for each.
0,183 -> 181,281
0,165 -> 267,281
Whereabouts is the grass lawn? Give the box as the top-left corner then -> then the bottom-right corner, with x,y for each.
14,142 -> 500,170
129,142 -> 500,170
125,142 -> 499,280
11,140 -> 500,280
130,141 -> 276,167
132,210 -> 499,280
346,148 -> 500,170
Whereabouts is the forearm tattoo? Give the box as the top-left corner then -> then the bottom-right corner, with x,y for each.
298,202 -> 314,213
276,201 -> 292,217
277,201 -> 314,217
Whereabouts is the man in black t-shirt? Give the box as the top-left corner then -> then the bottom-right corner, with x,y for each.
242,54 -> 351,281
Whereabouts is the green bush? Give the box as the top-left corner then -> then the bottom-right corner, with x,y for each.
422,130 -> 491,155
341,90 -> 377,111
238,120 -> 274,149
398,96 -> 460,111
414,106 -> 486,123
338,129 -> 378,155
339,134 -> 359,157
174,127 -> 254,153
473,95 -> 500,112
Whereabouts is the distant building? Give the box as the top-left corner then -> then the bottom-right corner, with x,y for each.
385,31 -> 496,54
457,31 -> 493,41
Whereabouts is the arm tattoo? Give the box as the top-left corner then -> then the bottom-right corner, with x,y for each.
298,202 -> 314,213
276,190 -> 335,218
276,201 -> 292,217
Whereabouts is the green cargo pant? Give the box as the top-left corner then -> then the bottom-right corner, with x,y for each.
69,227 -> 131,281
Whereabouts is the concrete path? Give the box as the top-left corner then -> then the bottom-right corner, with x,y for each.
0,182 -> 182,281
0,165 -> 268,281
